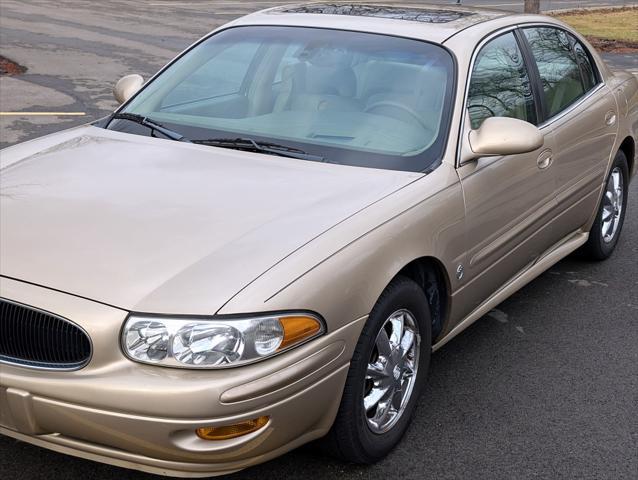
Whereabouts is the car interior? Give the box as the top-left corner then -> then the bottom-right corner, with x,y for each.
143,41 -> 450,157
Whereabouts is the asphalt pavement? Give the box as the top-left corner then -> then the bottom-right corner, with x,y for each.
0,1 -> 637,479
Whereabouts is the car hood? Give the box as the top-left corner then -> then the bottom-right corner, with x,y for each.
0,126 -> 421,314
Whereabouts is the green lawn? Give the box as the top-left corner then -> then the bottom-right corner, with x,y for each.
554,8 -> 638,43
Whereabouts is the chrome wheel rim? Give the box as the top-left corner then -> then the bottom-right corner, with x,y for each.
601,167 -> 624,244
363,309 -> 420,434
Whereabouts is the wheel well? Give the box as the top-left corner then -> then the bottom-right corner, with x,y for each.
619,136 -> 635,181
396,257 -> 449,343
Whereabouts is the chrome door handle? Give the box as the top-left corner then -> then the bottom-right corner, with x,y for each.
537,149 -> 553,170
605,110 -> 617,126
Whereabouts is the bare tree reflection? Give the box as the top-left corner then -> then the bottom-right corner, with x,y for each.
523,27 -> 586,116
282,4 -> 473,23
467,33 -> 535,129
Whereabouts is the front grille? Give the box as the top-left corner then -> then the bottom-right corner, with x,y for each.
0,299 -> 91,369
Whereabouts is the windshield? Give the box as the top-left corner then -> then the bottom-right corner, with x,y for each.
108,26 -> 455,172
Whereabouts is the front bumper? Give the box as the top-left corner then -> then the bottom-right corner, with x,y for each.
0,278 -> 363,477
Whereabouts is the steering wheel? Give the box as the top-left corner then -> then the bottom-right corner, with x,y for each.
364,101 -> 430,131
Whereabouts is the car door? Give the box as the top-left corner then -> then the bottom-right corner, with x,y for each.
521,26 -> 618,239
454,30 -> 558,318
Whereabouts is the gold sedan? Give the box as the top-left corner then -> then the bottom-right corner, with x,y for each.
1,3 -> 636,477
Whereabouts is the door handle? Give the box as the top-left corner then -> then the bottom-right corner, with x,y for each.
537,149 -> 553,170
605,110 -> 617,126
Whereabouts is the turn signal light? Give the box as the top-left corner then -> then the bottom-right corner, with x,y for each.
196,416 -> 269,440
279,315 -> 322,350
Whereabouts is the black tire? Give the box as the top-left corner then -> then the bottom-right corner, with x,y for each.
324,275 -> 432,463
580,151 -> 629,260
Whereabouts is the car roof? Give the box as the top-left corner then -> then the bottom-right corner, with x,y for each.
227,2 -> 514,43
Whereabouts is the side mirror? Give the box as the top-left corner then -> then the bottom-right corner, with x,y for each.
468,117 -> 544,157
113,74 -> 144,104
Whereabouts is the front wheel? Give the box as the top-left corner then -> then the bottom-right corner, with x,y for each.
324,276 -> 431,463
581,151 -> 629,260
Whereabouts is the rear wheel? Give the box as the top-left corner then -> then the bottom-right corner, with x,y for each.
581,151 -> 629,260
324,276 -> 431,463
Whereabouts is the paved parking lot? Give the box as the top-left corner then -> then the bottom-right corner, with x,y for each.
1,1 -> 637,479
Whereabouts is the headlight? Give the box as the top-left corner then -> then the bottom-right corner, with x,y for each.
121,313 -> 324,368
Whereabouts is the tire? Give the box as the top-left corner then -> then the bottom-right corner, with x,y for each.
324,276 -> 432,463
580,151 -> 629,260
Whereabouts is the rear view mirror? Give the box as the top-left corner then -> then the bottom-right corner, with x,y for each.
113,74 -> 144,104
469,117 -> 544,157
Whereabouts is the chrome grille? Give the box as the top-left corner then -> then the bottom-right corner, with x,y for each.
0,299 -> 91,369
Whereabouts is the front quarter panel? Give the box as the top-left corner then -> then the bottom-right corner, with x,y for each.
219,163 -> 465,337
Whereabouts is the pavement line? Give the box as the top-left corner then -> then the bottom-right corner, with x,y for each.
0,112 -> 86,116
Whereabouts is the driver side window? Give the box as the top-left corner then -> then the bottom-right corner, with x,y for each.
468,32 -> 537,129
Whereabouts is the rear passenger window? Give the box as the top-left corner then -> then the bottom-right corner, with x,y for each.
467,32 -> 536,129
573,41 -> 597,91
523,27 -> 586,117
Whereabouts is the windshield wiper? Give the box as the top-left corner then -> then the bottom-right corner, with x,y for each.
109,112 -> 189,142
192,137 -> 324,161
